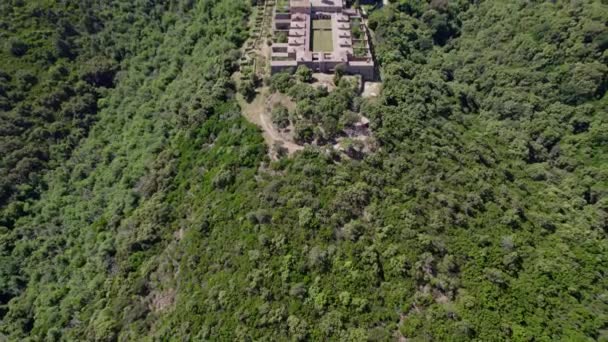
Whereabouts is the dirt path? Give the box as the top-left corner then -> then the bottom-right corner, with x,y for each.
237,88 -> 304,155
362,81 -> 381,98
311,73 -> 337,91
234,1 -> 304,157
258,104 -> 303,153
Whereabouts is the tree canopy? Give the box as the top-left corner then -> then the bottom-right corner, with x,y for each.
0,0 -> 606,340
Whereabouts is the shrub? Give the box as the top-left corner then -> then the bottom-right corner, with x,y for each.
295,65 -> 312,83
81,56 -> 118,87
275,31 -> 288,43
294,121 -> 315,144
270,71 -> 293,93
334,63 -> 347,84
8,38 -> 28,57
239,78 -> 256,102
212,169 -> 235,189
271,103 -> 290,129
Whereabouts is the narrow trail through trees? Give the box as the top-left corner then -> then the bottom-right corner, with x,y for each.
236,87 -> 304,155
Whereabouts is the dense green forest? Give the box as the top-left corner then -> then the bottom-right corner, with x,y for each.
1,0 -> 607,340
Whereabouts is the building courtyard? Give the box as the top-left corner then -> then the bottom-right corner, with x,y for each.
270,0 -> 375,80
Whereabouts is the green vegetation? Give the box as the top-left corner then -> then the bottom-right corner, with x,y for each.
351,18 -> 369,57
277,0 -> 290,13
270,71 -> 363,144
0,0 -> 256,339
352,17 -> 363,39
312,19 -> 333,30
312,29 -> 334,52
275,31 -> 288,43
295,64 -> 313,83
312,19 -> 334,52
353,40 -> 368,57
0,1 -> 120,222
272,103 -> 291,129
1,0 -> 607,341
239,67 -> 259,102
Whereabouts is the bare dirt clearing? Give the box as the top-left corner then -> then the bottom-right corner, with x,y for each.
311,73 -> 337,91
237,87 -> 303,156
362,81 -> 382,98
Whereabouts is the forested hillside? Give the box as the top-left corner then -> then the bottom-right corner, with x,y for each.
1,0 -> 607,341
0,0 -> 110,224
